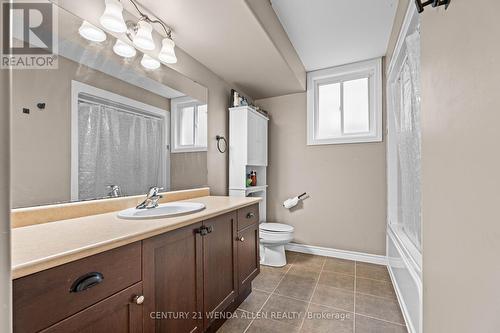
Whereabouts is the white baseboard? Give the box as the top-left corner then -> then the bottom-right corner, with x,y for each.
285,242 -> 387,265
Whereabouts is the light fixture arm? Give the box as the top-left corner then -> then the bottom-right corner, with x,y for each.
122,0 -> 172,38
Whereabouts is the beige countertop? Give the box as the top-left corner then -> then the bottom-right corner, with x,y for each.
12,196 -> 261,279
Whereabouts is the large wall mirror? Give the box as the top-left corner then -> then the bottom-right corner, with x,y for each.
11,4 -> 208,208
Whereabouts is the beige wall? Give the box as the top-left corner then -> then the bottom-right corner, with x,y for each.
421,1 -> 500,331
256,93 -> 387,255
1,61 -> 12,333
170,152 -> 208,191
11,56 -> 174,208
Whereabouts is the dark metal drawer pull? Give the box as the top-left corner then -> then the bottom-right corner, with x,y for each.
195,226 -> 213,236
246,212 -> 255,219
70,272 -> 104,293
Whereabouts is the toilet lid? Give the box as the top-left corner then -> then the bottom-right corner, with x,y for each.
259,223 -> 294,232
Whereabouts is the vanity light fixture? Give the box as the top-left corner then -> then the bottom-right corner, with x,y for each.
116,0 -> 177,62
100,0 -> 127,33
158,37 -> 177,64
113,39 -> 137,58
79,21 -> 107,42
97,0 -> 177,68
131,20 -> 155,50
141,54 -> 160,70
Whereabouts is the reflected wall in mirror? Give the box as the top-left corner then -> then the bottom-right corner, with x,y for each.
11,4 -> 208,208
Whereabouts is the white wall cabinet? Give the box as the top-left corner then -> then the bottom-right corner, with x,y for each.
247,109 -> 268,166
229,106 -> 268,222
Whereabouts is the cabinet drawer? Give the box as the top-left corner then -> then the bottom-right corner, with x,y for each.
40,282 -> 143,333
237,204 -> 259,230
14,242 -> 142,333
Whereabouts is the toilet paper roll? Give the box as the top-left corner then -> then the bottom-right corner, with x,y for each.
283,193 -> 307,209
283,197 -> 299,209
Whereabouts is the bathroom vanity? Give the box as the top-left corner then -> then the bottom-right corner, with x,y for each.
12,196 -> 260,333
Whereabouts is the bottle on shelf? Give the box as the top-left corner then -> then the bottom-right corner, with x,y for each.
250,170 -> 257,186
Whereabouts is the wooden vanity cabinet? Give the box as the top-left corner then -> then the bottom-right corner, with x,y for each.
142,221 -> 204,333
236,223 -> 260,290
143,212 -> 240,332
202,212 -> 238,329
13,204 -> 260,333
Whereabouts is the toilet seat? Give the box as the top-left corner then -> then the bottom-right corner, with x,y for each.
259,223 -> 294,233
259,223 -> 294,243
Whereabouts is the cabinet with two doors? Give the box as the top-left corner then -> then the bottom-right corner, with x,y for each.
13,204 -> 260,333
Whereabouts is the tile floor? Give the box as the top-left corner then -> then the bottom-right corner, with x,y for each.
218,251 -> 407,333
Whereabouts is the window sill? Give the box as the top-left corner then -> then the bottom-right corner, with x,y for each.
307,135 -> 382,146
171,147 -> 208,153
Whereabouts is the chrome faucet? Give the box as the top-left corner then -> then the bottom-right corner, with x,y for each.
107,185 -> 122,198
136,186 -> 164,209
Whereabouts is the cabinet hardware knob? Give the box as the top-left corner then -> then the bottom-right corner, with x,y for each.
246,212 -> 255,219
133,295 -> 145,305
196,226 -> 209,236
237,236 -> 245,242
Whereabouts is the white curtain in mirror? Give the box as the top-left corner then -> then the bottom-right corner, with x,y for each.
78,101 -> 164,200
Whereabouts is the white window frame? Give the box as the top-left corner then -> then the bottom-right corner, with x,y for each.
70,80 -> 170,200
307,58 -> 383,145
171,96 -> 208,153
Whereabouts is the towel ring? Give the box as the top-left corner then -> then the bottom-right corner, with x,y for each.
216,135 -> 228,153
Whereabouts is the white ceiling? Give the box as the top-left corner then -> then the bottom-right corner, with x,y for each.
271,0 -> 398,71
123,0 -> 306,99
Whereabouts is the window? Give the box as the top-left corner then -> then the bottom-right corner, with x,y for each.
307,58 -> 382,145
171,97 -> 208,152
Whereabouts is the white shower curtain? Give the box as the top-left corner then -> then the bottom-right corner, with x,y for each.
78,101 -> 164,200
390,30 -> 422,251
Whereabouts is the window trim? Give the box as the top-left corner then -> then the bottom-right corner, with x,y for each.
171,96 -> 208,153
307,58 -> 383,145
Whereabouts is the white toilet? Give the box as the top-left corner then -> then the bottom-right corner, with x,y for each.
259,223 -> 294,267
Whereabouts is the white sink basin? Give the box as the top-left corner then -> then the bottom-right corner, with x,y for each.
117,202 -> 206,220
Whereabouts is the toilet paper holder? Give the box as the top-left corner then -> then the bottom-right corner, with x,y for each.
283,192 -> 307,209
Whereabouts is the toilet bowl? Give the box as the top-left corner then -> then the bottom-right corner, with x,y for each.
259,223 -> 294,267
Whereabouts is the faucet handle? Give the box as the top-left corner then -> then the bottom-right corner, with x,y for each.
147,186 -> 164,197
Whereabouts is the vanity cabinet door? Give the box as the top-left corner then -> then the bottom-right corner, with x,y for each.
202,212 -> 238,329
40,283 -> 143,333
236,223 -> 260,290
142,222 -> 204,333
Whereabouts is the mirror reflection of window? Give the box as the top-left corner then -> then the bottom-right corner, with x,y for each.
172,97 -> 208,152
180,105 -> 195,145
196,104 -> 208,148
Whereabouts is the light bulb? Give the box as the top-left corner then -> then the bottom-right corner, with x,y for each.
133,21 -> 155,50
79,20 -> 107,42
113,39 -> 136,58
100,0 -> 127,33
141,54 -> 160,70
158,37 -> 177,64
